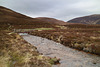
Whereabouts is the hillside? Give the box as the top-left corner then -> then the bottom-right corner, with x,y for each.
0,6 -> 55,30
67,14 -> 100,24
36,17 -> 67,25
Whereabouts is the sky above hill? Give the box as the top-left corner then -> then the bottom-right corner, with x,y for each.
0,0 -> 100,21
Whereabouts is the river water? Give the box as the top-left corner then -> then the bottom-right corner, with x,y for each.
22,34 -> 100,67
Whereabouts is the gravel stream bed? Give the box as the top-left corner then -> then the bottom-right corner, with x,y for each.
22,34 -> 100,67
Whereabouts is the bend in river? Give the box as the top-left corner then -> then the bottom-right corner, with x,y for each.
22,34 -> 100,67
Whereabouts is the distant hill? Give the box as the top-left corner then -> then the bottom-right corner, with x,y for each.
67,14 -> 100,24
36,17 -> 67,25
0,6 -> 55,29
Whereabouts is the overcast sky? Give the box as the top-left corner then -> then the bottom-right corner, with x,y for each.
0,0 -> 100,21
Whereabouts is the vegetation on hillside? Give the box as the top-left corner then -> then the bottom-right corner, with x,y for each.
36,17 -> 67,25
0,6 -> 55,30
68,14 -> 100,24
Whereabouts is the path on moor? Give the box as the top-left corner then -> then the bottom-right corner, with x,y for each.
22,34 -> 100,67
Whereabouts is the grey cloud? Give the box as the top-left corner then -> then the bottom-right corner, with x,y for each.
0,0 -> 100,21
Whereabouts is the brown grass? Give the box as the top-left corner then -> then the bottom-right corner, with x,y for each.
0,30 -> 59,67
29,24 -> 100,55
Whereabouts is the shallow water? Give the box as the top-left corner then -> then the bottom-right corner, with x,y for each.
22,35 -> 100,67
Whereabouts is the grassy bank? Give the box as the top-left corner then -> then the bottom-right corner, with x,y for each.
29,25 -> 100,55
0,30 -> 58,67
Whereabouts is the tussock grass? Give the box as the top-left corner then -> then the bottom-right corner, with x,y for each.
30,24 -> 100,55
0,30 -> 58,67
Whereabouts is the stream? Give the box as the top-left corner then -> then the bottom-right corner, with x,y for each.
22,34 -> 100,67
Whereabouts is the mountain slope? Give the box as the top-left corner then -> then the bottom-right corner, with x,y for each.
0,6 -> 55,29
67,14 -> 100,24
36,17 -> 67,25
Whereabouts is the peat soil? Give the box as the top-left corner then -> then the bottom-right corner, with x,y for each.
22,34 -> 100,67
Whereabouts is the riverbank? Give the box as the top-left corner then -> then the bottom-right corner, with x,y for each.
29,28 -> 100,55
22,34 -> 100,67
0,30 -> 56,67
